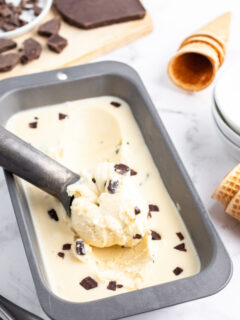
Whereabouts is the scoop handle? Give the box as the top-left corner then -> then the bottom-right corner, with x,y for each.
0,127 -> 79,214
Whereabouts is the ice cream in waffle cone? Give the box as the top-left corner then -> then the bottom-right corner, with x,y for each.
168,12 -> 231,91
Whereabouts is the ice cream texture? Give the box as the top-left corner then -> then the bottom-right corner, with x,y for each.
67,162 -> 149,248
6,96 -> 200,302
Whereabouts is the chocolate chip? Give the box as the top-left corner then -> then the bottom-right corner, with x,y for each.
149,204 -> 159,212
134,206 -> 141,215
38,18 -> 61,37
107,281 -> 117,291
47,34 -> 68,53
130,169 -> 137,176
57,252 -> 64,258
173,267 -> 183,276
176,232 -> 184,241
29,121 -> 38,128
151,230 -> 161,240
174,243 -> 187,252
114,163 -> 130,175
34,116 -> 39,120
0,39 -> 17,54
62,243 -> 71,250
0,53 -> 19,72
21,38 -> 42,64
33,5 -> 42,16
111,101 -> 121,107
59,113 -> 67,120
80,277 -> 98,290
48,209 -> 59,221
92,178 -> 96,183
117,284 -> 123,288
107,180 -> 119,194
133,234 -> 142,239
76,239 -> 86,255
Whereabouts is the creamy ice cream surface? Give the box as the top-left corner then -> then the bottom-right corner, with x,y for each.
67,162 -> 149,248
6,96 -> 200,302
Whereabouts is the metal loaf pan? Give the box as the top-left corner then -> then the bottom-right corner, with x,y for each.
0,62 -> 232,320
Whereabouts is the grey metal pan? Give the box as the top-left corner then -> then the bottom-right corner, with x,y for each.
0,61 -> 232,320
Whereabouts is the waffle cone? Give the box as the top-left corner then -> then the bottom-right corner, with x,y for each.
212,164 -> 240,207
225,190 -> 240,222
179,35 -> 225,66
168,42 -> 219,91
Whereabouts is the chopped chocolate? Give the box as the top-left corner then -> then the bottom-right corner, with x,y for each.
21,38 -> 42,64
173,267 -> 183,276
111,101 -> 121,107
47,34 -> 68,53
54,0 -> 146,29
133,234 -> 142,239
0,53 -> 19,72
34,5 -> 42,16
62,243 -> 71,250
174,243 -> 187,252
114,163 -> 130,175
92,178 -> 96,183
57,252 -> 64,258
0,38 -> 17,53
2,22 -> 16,31
151,230 -> 161,240
107,180 -> 119,194
0,5 -> 11,18
176,232 -> 184,241
107,281 -> 117,291
59,113 -> 67,120
28,121 -> 38,128
76,239 -> 86,255
130,169 -> 137,176
80,277 -> 98,290
149,204 -> 159,212
48,209 -> 59,222
134,206 -> 141,215
117,284 -> 123,289
38,18 -> 61,37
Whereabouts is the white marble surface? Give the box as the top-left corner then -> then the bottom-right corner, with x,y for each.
1,0 -> 240,319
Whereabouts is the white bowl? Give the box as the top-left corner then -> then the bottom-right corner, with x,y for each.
0,0 -> 53,39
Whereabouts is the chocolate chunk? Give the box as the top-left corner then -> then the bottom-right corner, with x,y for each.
2,22 -> 16,31
62,243 -> 71,250
59,112 -> 67,120
151,230 -> 161,240
173,267 -> 183,276
92,178 -> 96,183
28,121 -> 38,128
107,180 -> 119,194
0,5 -> 11,17
57,252 -> 64,258
54,0 -> 146,29
0,38 -> 17,53
21,38 -> 42,64
34,5 -> 42,16
48,209 -> 59,221
148,211 -> 152,218
0,53 -> 19,72
176,232 -> 184,241
134,206 -> 141,215
174,243 -> 187,252
117,284 -> 123,289
130,169 -> 137,176
114,163 -> 130,175
47,34 -> 68,53
38,18 -> 61,37
149,204 -> 159,212
80,276 -> 98,290
76,239 -> 86,255
8,14 -> 21,27
111,101 -> 121,107
133,234 -> 142,239
107,281 -> 117,291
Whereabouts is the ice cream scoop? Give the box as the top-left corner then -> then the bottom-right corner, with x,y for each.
0,126 -> 79,217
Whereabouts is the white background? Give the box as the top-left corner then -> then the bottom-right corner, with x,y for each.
0,0 -> 240,319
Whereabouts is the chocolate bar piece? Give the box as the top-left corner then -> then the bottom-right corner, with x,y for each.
0,39 -> 17,53
21,38 -> 42,64
47,34 -> 67,53
38,18 -> 61,37
54,0 -> 146,29
0,53 -> 19,72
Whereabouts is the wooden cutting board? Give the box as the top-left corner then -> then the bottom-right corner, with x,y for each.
0,7 -> 153,81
